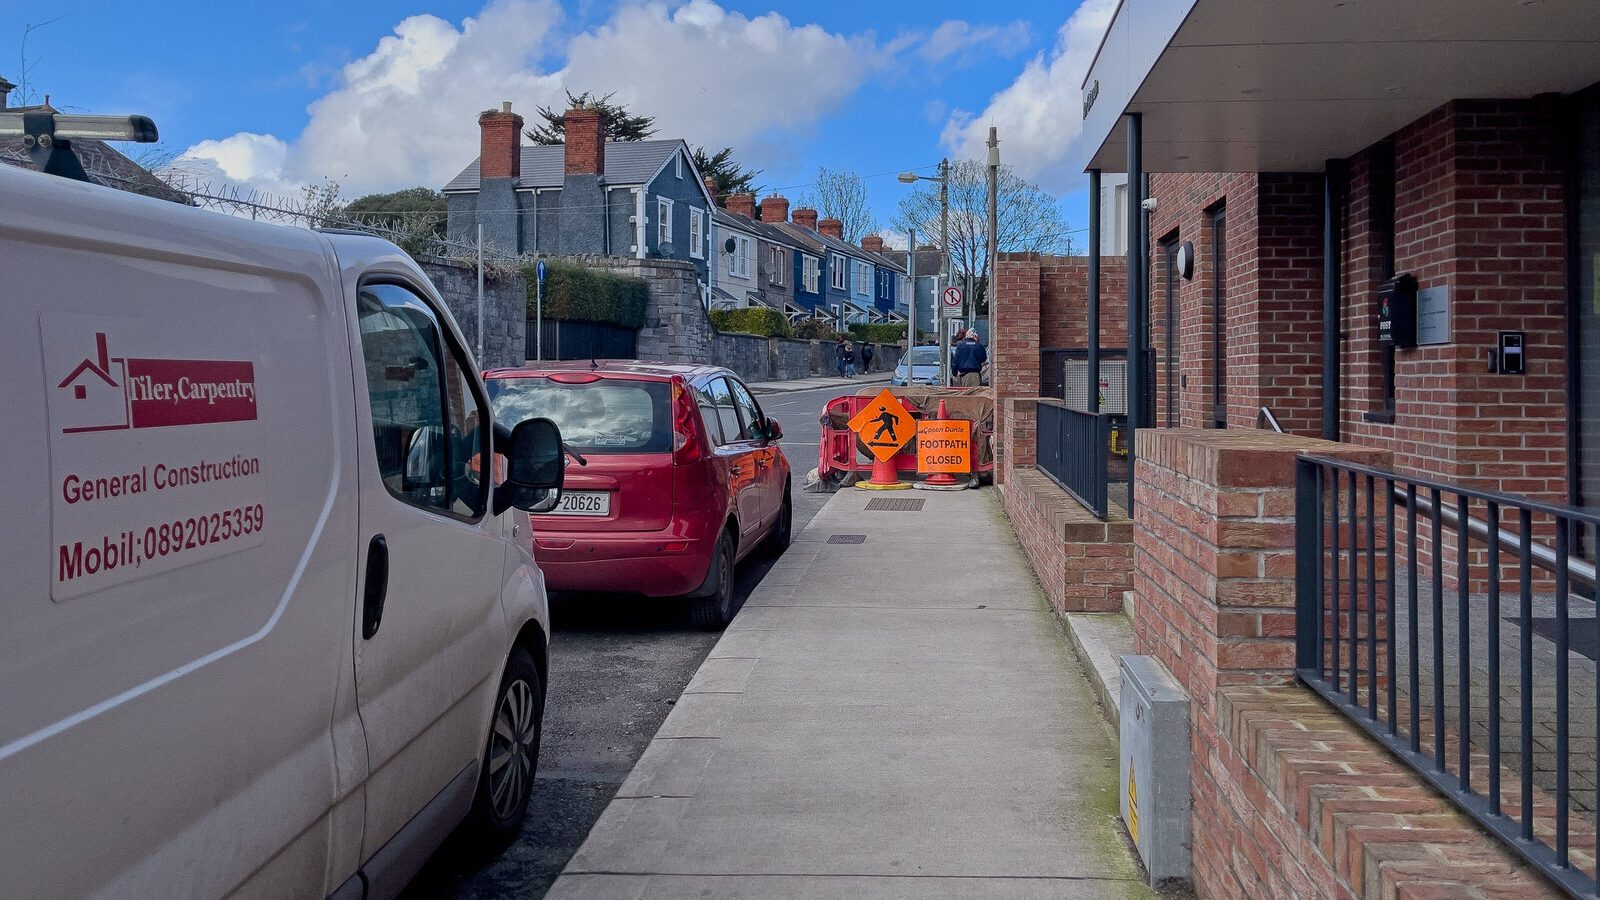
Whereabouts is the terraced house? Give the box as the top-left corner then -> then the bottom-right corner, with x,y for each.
444,103 -> 714,291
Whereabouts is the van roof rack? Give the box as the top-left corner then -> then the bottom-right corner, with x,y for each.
0,111 -> 158,184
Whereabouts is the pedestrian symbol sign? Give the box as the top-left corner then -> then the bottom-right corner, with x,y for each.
847,389 -> 914,463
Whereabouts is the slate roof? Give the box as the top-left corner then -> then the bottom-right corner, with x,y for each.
443,139 -> 687,192
713,207 -> 807,253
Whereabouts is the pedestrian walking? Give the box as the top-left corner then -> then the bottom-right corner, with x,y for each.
861,341 -> 875,373
843,340 -> 857,378
835,337 -> 848,377
952,329 -> 987,387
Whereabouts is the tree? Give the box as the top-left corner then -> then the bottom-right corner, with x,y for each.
526,90 -> 655,144
342,187 -> 447,236
693,146 -> 761,204
799,167 -> 876,243
894,160 -> 1071,311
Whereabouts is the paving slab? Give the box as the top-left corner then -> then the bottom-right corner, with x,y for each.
546,489 -> 1153,899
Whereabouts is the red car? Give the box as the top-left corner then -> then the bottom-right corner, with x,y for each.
484,362 -> 792,629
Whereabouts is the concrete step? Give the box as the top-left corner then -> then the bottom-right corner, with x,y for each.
1064,610 -> 1136,729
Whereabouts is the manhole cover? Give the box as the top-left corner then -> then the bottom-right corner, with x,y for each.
827,534 -> 867,544
865,498 -> 925,511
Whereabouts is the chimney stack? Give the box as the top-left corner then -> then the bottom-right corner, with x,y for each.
727,193 -> 757,219
0,75 -> 14,110
818,218 -> 844,240
704,176 -> 721,206
563,106 -> 605,176
759,195 -> 790,223
478,101 -> 524,180
793,207 -> 819,231
860,234 -> 885,253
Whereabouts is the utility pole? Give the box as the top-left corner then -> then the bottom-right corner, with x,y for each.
985,128 -> 998,328
939,158 -> 950,386
905,227 -> 916,385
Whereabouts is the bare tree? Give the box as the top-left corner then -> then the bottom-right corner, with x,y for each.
15,16 -> 67,106
799,167 -> 876,243
894,160 -> 1071,306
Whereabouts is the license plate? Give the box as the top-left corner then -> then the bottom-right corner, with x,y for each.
546,490 -> 610,516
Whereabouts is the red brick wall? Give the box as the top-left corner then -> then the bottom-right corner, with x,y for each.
992,255 -> 1042,484
1003,463 -> 1131,615
1039,256 -> 1129,349
1133,429 -> 1558,899
478,107 -> 524,180
562,108 -> 605,176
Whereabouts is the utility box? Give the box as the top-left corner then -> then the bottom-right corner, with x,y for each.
1119,654 -> 1192,888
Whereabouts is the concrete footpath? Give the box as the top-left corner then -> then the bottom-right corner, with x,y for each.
546,489 -> 1153,899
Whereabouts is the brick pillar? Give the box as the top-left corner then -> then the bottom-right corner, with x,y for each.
726,193 -> 757,218
792,207 -> 818,231
991,254 -> 1041,485
563,107 -> 605,176
478,102 -> 523,179
818,218 -> 844,240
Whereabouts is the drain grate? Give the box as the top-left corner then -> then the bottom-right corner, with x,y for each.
827,534 -> 867,544
864,497 -> 925,512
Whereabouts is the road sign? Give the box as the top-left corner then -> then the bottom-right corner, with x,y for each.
941,286 -> 963,317
916,419 -> 971,474
536,259 -> 547,284
847,389 -> 915,463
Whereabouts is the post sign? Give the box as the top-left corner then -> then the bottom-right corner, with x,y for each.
536,259 -> 547,284
916,419 -> 970,474
1416,285 -> 1450,345
847,389 -> 915,463
941,286 -> 963,318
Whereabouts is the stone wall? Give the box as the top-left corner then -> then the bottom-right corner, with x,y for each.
418,258 -> 527,370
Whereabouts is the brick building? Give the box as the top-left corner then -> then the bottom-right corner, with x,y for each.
991,2 -> 1600,897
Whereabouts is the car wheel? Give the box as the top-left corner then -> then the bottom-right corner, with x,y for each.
463,647 -> 542,845
689,530 -> 737,631
765,487 -> 792,555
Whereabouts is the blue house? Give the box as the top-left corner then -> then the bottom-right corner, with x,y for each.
860,237 -> 906,319
771,216 -> 830,318
443,103 -> 714,288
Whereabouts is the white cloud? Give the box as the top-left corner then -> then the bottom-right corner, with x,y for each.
917,20 -> 1031,66
177,0 -> 889,201
940,0 -> 1118,193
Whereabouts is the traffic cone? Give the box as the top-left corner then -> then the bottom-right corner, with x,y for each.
923,399 -> 961,487
857,453 -> 911,490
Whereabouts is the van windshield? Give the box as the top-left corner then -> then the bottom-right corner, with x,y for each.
487,377 -> 671,454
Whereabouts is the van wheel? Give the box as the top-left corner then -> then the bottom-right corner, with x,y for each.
689,531 -> 737,631
464,647 -> 542,845
765,487 -> 792,556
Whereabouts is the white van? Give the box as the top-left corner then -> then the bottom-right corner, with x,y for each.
0,162 -> 565,898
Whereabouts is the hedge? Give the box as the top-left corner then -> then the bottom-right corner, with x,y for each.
793,318 -> 841,340
524,260 -> 649,329
709,306 -> 793,338
846,322 -> 906,344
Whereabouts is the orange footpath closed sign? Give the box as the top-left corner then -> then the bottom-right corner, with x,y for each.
916,419 -> 971,474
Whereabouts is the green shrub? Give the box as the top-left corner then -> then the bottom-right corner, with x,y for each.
793,318 -> 841,340
846,322 -> 906,344
709,306 -> 793,338
526,260 -> 649,329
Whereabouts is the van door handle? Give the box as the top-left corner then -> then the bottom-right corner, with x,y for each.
362,534 -> 389,640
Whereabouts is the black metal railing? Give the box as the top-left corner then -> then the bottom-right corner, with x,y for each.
1036,399 -> 1110,519
526,319 -> 638,362
1295,455 -> 1600,897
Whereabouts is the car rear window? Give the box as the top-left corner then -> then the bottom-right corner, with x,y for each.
907,347 -> 941,366
487,377 -> 671,454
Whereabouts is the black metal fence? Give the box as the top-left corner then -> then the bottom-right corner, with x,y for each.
1036,399 -> 1111,519
1294,455 -> 1600,897
525,319 -> 637,362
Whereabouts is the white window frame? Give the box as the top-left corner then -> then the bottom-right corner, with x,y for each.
658,197 -> 673,248
676,153 -> 684,179
689,209 -> 704,259
854,262 -> 871,296
803,255 -> 820,293
732,235 -> 752,277
768,246 -> 784,285
830,253 -> 847,290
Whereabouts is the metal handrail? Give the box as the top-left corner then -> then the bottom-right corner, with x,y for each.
1257,406 -> 1284,433
1404,486 -> 1596,592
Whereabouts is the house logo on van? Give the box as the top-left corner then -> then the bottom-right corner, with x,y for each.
56,332 -> 258,434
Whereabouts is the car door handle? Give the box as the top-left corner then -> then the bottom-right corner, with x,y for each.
362,534 -> 389,640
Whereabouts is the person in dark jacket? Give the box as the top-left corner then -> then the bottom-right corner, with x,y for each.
952,330 -> 987,387
835,337 -> 848,377
861,341 -> 875,373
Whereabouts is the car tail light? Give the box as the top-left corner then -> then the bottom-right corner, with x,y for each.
670,377 -> 703,465
548,372 -> 601,384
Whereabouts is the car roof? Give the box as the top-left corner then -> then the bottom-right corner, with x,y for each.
483,360 -> 737,383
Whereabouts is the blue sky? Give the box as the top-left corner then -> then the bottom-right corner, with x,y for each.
10,0 -> 1114,239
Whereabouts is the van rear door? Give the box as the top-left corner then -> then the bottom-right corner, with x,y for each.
0,168 -> 361,898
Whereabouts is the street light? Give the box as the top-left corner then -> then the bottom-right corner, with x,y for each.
897,159 -> 951,384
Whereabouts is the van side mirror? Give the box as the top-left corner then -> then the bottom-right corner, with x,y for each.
495,417 -> 565,515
